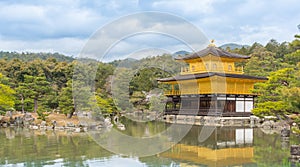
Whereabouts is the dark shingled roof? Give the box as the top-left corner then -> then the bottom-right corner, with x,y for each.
157,72 -> 268,82
175,46 -> 250,60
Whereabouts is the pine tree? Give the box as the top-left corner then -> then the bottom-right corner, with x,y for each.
0,73 -> 15,113
58,80 -> 75,118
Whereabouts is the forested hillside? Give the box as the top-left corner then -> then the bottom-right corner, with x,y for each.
0,51 -> 75,62
0,35 -> 299,124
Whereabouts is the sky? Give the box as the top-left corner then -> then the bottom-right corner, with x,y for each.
0,0 -> 299,61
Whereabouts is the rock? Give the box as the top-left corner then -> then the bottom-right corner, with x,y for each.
291,145 -> 300,156
66,122 -> 75,127
14,116 -> 24,126
104,117 -> 112,127
78,122 -> 88,127
74,128 -> 81,133
117,124 -> 125,131
24,112 -> 32,118
5,111 -> 12,117
2,123 -> 8,128
23,113 -> 35,125
41,121 -> 47,126
30,125 -> 39,130
54,126 -> 64,131
261,120 -> 274,130
281,128 -> 290,137
47,126 -> 53,131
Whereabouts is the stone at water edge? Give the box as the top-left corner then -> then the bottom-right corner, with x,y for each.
281,128 -> 290,137
291,145 -> 300,156
41,121 -> 46,126
30,125 -> 39,130
74,128 -> 81,133
66,122 -> 75,127
2,123 -> 8,128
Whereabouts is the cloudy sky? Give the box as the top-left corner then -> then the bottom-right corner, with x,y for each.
0,0 -> 299,60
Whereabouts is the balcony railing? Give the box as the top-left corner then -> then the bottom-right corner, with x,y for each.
164,90 -> 181,96
180,66 -> 244,75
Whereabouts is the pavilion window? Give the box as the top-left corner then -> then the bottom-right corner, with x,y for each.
191,65 -> 195,71
217,100 -> 226,109
205,63 -> 209,70
225,100 -> 235,112
212,63 -> 217,70
228,65 -> 232,71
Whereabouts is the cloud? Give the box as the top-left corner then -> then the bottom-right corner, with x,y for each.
0,37 -> 86,56
77,13 -> 208,61
0,1 -> 104,40
238,25 -> 297,45
151,0 -> 215,15
0,0 -> 299,58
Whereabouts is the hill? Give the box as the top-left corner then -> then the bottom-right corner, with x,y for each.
219,43 -> 250,50
0,51 -> 75,62
172,50 -> 190,57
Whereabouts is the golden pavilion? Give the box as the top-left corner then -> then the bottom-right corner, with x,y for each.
158,41 -> 267,117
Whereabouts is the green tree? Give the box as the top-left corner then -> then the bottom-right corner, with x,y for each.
94,93 -> 116,116
19,75 -> 52,113
111,68 -> 133,111
0,73 -> 15,113
282,63 -> 300,113
59,80 -> 75,118
284,49 -> 300,66
252,68 -> 297,117
244,50 -> 281,77
149,94 -> 165,113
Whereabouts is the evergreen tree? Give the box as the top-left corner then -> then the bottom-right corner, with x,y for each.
252,68 -> 297,117
0,73 -> 15,113
19,75 -> 52,113
59,80 -> 75,118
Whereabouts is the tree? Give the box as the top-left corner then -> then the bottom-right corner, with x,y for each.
111,68 -> 133,111
0,73 -> 15,113
282,63 -> 300,113
284,49 -> 300,66
59,80 -> 75,118
265,39 -> 279,53
19,75 -> 51,113
149,94 -> 165,113
244,50 -> 281,77
289,34 -> 300,51
95,94 -> 116,116
252,68 -> 297,117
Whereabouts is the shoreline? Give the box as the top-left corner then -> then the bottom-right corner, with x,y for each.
1,112 -> 299,136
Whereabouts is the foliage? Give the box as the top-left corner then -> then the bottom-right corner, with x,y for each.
58,80 -> 74,117
0,51 -> 74,62
0,73 -> 15,113
252,68 -> 299,117
244,50 -> 281,77
111,68 -> 133,111
95,94 -> 116,115
149,94 -> 165,113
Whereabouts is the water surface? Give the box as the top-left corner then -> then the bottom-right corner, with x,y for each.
0,119 -> 299,167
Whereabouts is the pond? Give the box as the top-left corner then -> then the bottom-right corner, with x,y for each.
0,118 -> 299,167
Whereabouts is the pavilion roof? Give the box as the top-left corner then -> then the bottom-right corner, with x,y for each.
157,72 -> 267,82
175,45 -> 250,60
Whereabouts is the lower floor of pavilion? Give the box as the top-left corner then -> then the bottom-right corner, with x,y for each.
164,94 -> 255,117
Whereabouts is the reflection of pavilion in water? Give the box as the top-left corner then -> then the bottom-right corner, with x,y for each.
160,126 -> 254,167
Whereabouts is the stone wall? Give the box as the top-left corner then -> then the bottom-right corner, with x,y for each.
164,115 -> 255,127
